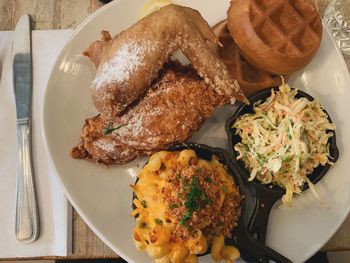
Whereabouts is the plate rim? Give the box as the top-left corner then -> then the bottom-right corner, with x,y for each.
41,0 -> 136,261
41,2 -> 350,262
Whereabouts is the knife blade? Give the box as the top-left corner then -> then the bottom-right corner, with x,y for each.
12,14 -> 39,243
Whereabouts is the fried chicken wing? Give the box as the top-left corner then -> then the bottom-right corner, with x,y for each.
83,4 -> 246,118
71,64 -> 231,165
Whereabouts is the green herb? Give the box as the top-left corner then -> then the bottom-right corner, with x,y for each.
282,156 -> 292,162
221,185 -> 228,193
155,219 -> 163,225
195,167 -> 203,174
180,177 -> 209,225
176,173 -> 181,180
183,179 -> 189,187
180,215 -> 190,225
204,175 -> 213,183
141,200 -> 147,208
257,154 -> 266,165
103,125 -> 124,135
170,203 -> 179,209
180,211 -> 193,225
203,196 -> 212,206
184,177 -> 202,211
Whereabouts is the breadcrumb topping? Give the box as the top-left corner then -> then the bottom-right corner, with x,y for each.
163,156 -> 241,242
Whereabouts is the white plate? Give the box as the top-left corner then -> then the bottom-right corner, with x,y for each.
43,0 -> 350,262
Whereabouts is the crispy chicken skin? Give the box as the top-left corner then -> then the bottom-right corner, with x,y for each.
83,4 -> 246,118
71,63 -> 232,165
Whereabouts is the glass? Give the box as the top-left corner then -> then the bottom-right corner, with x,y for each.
324,0 -> 350,56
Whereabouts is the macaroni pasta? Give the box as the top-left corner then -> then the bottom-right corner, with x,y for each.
131,149 -> 241,262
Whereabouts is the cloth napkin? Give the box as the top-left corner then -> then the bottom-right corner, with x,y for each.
0,29 -> 73,257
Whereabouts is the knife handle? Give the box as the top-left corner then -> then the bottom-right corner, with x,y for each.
15,119 -> 39,243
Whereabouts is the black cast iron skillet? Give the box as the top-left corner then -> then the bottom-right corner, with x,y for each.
225,87 -> 340,244
133,142 -> 292,263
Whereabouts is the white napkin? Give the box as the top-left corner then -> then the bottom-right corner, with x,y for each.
0,30 -> 73,257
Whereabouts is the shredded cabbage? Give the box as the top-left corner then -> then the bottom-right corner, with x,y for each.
233,84 -> 336,207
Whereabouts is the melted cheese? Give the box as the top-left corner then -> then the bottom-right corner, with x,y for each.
131,150 -> 241,262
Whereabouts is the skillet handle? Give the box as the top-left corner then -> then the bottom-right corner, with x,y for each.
237,228 -> 292,263
248,186 -> 282,243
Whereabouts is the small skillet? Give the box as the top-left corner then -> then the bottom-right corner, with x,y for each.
133,142 -> 292,263
225,87 -> 340,244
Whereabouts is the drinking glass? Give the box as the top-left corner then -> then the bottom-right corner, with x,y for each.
323,0 -> 350,56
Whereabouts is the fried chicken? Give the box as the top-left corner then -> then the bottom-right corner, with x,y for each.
71,63 -> 231,165
83,4 -> 246,118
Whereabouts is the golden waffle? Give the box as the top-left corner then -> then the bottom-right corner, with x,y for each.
227,0 -> 322,74
212,20 -> 284,96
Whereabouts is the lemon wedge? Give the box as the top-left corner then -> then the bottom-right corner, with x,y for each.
139,0 -> 173,19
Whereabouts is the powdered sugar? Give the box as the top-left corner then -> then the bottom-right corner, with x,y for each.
92,41 -> 150,89
111,107 -> 162,147
118,108 -> 160,138
117,116 -> 143,138
93,139 -> 116,153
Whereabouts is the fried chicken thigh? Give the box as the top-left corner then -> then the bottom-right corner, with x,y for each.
84,4 -> 246,118
71,64 -> 231,165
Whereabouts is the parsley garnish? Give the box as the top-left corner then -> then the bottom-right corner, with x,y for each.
195,167 -> 203,173
221,185 -> 228,193
180,211 -> 192,225
170,203 -> 179,209
155,219 -> 163,225
179,216 -> 188,225
204,175 -> 213,183
203,196 -> 212,206
180,177 -> 210,225
103,124 -> 124,135
183,179 -> 189,187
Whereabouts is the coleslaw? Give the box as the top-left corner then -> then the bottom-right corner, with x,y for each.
233,83 -> 336,206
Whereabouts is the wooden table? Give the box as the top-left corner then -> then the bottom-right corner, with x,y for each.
0,0 -> 349,259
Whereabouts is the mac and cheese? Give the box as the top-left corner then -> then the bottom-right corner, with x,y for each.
131,149 -> 241,262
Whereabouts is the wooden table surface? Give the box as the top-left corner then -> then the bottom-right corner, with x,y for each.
0,0 -> 349,260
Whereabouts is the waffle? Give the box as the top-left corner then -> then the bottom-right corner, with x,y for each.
212,20 -> 284,96
227,0 -> 322,74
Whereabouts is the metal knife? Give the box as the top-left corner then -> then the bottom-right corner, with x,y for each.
12,14 -> 39,243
